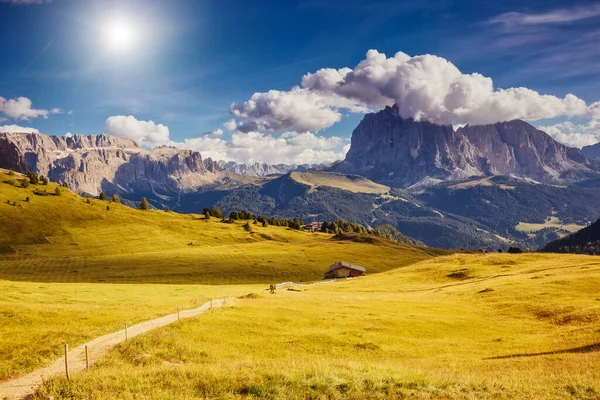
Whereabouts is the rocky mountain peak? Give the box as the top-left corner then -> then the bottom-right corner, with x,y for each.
333,105 -> 596,187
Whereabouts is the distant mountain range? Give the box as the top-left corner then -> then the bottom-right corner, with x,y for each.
217,161 -> 318,176
2,105 -> 600,250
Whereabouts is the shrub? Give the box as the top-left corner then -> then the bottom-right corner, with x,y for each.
25,196 -> 30,202
27,172 -> 39,185
243,221 -> 253,232
262,220 -> 268,228
204,211 -> 210,219
139,197 -> 149,210
508,246 -> 523,254
4,179 -> 16,186
21,180 -> 29,188
40,175 -> 49,185
106,205 -> 110,211
54,187 -> 62,196
111,194 -> 120,204
99,192 -> 107,201
62,182 -> 69,189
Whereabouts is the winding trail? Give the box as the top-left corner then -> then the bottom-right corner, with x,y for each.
0,298 -> 226,400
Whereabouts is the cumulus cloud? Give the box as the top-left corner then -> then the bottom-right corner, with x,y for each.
176,131 -> 348,165
539,119 -> 600,148
104,115 -> 170,147
230,87 -> 367,133
230,49 -> 593,131
0,96 -> 52,120
102,115 -> 347,164
0,124 -> 40,134
223,119 -> 238,132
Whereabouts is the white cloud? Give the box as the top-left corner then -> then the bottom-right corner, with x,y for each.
230,86 -> 368,133
223,119 -> 238,132
0,96 -> 51,120
538,119 -> 600,148
302,49 -> 589,125
0,124 -> 40,134
103,115 -> 348,164
104,115 -> 170,147
175,131 -> 348,165
230,49 -> 592,131
489,4 -> 600,26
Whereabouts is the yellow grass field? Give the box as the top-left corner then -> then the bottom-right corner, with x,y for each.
2,169 -> 599,399
290,171 -> 391,194
0,169 -> 439,381
33,253 -> 600,399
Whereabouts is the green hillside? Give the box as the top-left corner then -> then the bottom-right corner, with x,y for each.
0,168 -> 442,380
0,169 -> 440,285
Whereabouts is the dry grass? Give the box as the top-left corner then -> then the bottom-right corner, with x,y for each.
290,171 -> 390,194
0,169 -> 439,381
35,253 -> 600,399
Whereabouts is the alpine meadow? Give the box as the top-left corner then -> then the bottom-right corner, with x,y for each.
1,0 -> 600,399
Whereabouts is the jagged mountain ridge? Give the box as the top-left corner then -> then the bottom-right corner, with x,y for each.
217,161 -> 317,177
0,132 -> 224,197
333,104 -> 596,187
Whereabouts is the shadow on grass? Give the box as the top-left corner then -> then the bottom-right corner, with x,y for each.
486,342 -> 600,360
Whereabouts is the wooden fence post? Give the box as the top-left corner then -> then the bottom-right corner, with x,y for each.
85,345 -> 89,370
64,344 -> 70,381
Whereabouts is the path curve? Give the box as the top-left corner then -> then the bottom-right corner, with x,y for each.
0,298 -> 226,400
0,279 -> 349,400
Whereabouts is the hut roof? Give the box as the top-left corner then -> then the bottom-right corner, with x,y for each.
327,261 -> 366,273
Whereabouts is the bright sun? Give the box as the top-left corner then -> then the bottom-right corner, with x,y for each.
104,19 -> 137,51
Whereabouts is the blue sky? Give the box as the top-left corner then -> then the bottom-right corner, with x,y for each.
1,0 -> 599,163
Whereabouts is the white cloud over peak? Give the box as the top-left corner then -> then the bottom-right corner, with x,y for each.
230,49 -> 592,131
0,96 -> 53,120
0,124 -> 40,134
230,87 -> 367,133
104,115 -> 170,148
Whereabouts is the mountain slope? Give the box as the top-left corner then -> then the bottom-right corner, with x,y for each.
541,218 -> 600,254
333,105 -> 595,187
582,142 -> 600,159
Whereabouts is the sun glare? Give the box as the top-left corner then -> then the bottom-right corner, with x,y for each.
104,19 -> 137,51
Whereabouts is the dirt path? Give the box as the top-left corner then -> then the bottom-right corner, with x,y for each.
0,298 -> 226,400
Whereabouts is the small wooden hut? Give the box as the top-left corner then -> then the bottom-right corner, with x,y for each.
324,261 -> 366,279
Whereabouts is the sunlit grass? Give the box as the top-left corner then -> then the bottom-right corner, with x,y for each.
36,253 -> 600,399
0,169 -> 439,381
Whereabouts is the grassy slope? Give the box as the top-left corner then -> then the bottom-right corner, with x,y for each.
290,171 -> 390,194
36,253 -> 600,399
0,169 -> 439,381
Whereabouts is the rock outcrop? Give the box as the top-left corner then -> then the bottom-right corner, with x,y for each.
333,104 -> 596,187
